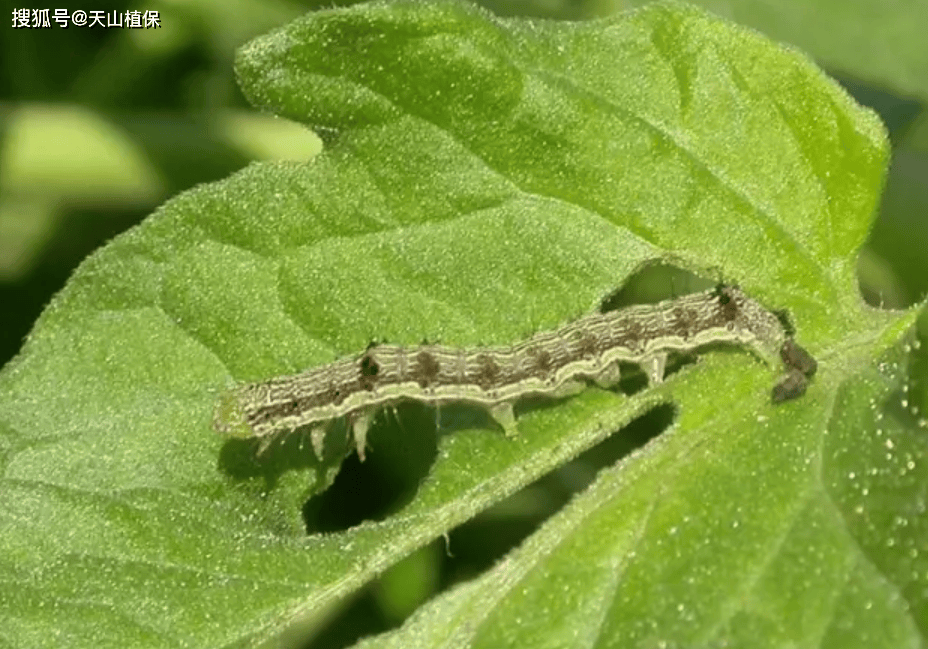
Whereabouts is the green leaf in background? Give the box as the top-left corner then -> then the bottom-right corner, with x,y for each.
0,1 -> 924,647
614,0 -> 928,102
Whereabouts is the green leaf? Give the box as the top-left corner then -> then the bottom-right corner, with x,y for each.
1,1 -> 924,648
619,0 -> 928,101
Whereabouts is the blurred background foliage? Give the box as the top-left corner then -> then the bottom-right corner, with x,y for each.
1,0 -> 926,647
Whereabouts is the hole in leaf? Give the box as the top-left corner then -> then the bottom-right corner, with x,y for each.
301,405 -> 675,649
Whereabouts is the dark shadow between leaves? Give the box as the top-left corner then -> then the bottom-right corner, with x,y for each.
303,401 -> 439,534
217,420 -> 351,493
302,403 -> 676,649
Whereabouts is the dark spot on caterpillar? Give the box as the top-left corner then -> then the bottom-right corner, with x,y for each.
359,353 -> 380,390
671,306 -> 695,340
717,286 -> 740,322
414,350 -> 440,388
527,347 -> 553,378
472,353 -> 501,390
321,381 -> 345,406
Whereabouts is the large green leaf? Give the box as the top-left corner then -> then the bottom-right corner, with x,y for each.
1,1 -> 924,647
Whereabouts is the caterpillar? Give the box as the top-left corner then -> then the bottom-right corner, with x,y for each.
214,285 -> 816,460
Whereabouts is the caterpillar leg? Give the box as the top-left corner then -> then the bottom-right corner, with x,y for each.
489,401 -> 519,437
349,409 -> 374,461
310,425 -> 328,461
640,352 -> 668,385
